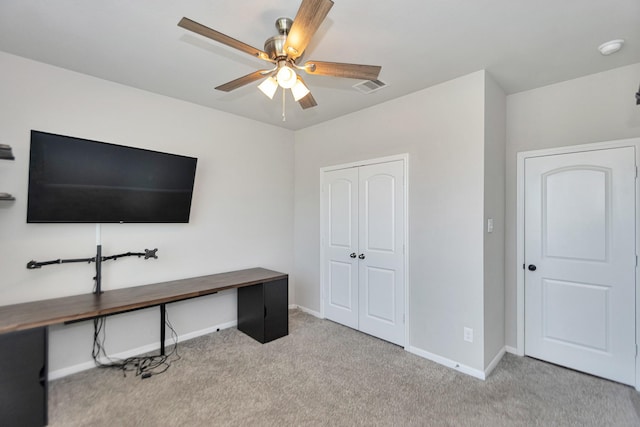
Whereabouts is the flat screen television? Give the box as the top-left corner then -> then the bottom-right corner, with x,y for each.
27,130 -> 198,223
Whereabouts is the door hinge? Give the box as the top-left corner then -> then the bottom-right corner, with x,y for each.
636,255 -> 638,267
636,344 -> 638,357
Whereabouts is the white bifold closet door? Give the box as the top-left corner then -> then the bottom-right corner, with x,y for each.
322,160 -> 405,346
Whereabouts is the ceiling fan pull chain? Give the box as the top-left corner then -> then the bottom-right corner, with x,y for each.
282,87 -> 286,121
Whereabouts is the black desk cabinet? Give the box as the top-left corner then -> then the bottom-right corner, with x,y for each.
0,327 -> 48,427
237,278 -> 288,343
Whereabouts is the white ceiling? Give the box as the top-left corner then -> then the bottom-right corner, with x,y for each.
0,0 -> 638,130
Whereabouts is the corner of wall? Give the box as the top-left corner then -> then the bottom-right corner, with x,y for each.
483,71 -> 507,369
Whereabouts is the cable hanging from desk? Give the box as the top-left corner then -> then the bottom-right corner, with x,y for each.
26,245 -> 158,294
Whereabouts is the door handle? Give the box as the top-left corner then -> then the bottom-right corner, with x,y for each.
528,264 -> 537,271
350,253 -> 357,258
358,254 -> 365,260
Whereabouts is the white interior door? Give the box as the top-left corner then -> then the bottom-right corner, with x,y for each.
358,161 -> 405,345
323,167 -> 359,329
524,147 -> 636,385
322,159 -> 405,346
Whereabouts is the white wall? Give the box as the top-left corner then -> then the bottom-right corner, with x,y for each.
483,74 -> 506,367
294,71 -> 495,372
0,52 -> 295,375
505,62 -> 640,348
7,48 -> 632,379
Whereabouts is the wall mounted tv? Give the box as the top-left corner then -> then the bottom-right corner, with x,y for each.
27,130 -> 198,223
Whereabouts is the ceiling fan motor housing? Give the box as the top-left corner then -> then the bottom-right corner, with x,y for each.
265,18 -> 294,60
264,34 -> 287,60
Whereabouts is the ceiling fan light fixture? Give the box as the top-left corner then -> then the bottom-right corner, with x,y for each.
179,0 -> 380,113
258,76 -> 278,99
276,66 -> 297,89
291,78 -> 310,101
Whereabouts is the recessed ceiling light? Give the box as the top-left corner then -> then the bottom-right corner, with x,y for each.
598,39 -> 625,55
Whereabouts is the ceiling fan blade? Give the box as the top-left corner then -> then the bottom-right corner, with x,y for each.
215,70 -> 271,92
178,17 -> 271,62
304,61 -> 381,80
298,92 -> 318,109
284,0 -> 334,60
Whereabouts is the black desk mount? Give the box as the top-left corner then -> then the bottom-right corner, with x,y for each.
27,246 -> 158,294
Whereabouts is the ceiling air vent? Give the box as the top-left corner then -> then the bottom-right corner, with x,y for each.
353,79 -> 388,94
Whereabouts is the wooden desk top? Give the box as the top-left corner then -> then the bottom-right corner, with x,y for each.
0,267 -> 287,334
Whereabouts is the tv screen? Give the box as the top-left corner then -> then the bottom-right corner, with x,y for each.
27,131 -> 198,223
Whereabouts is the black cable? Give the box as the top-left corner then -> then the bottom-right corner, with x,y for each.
91,309 -> 180,378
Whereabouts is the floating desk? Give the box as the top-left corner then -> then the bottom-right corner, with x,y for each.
0,267 -> 288,426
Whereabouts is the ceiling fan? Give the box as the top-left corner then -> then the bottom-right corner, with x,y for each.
178,0 -> 381,110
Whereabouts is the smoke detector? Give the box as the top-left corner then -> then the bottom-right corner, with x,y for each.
598,39 -> 624,55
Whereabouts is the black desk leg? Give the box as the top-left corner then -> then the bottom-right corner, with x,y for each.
160,304 -> 166,356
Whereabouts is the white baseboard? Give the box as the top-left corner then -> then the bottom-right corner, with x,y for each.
484,347 -> 506,378
50,308 -> 312,381
48,319 -> 238,381
290,304 -> 322,318
406,346 -> 506,381
177,319 -> 237,342
49,343 -> 161,381
505,345 -> 522,356
407,346 -> 487,380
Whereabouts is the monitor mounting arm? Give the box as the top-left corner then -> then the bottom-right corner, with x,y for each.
26,246 -> 158,294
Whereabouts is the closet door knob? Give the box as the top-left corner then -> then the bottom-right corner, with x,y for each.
350,253 -> 357,258
528,264 -> 537,271
358,254 -> 365,260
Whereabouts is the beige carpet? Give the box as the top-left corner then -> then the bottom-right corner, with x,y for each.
49,309 -> 640,426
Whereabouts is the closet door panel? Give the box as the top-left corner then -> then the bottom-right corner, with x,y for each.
358,161 -> 405,346
323,167 -> 359,329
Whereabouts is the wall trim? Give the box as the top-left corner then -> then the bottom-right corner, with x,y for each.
49,319 -> 238,381
290,304 -> 322,318
515,137 -> 640,390
319,154 -> 409,172
505,345 -> 520,355
296,305 -> 505,380
407,346 -> 486,380
484,347 -> 506,378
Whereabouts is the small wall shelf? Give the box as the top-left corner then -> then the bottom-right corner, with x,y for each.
0,144 -> 15,160
1,144 -> 15,202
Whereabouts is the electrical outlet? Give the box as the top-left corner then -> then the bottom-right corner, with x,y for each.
464,327 -> 473,343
